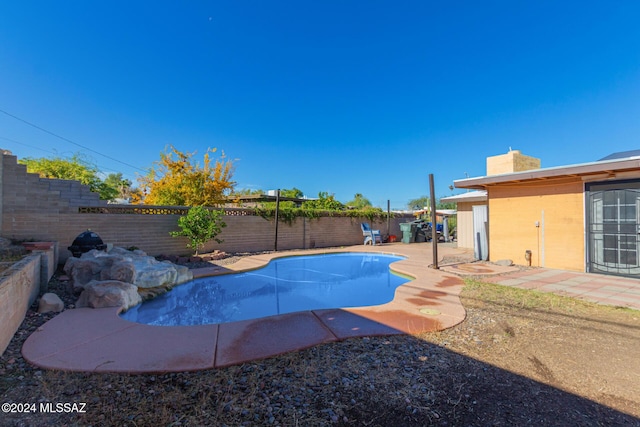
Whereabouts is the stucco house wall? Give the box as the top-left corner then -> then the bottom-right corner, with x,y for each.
456,150 -> 640,276
488,178 -> 585,271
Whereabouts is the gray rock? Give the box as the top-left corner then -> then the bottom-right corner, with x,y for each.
38,293 -> 64,313
101,260 -> 136,283
64,257 -> 110,292
494,259 -> 514,267
174,264 -> 192,286
130,257 -> 193,289
76,280 -> 142,310
133,263 -> 178,289
64,246 -> 193,292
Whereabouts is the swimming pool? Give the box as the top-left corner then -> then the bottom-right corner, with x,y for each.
120,252 -> 410,326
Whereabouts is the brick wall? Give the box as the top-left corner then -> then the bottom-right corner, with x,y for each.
1,153 -> 411,263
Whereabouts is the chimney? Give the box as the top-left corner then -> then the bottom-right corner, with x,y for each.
486,149 -> 541,176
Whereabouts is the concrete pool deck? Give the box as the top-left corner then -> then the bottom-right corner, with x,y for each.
22,243 -> 475,373
22,243 -> 640,373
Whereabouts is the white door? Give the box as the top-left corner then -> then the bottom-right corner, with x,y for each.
472,204 -> 489,261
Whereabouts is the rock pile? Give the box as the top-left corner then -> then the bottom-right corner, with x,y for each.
64,247 -> 193,311
156,250 -> 228,266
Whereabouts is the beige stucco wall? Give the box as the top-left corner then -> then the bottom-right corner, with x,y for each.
488,178 -> 585,271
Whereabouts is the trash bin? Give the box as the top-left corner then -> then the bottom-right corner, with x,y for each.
400,223 -> 416,244
415,227 -> 427,243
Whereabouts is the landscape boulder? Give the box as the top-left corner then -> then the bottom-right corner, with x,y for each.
63,246 -> 193,310
100,259 -> 136,284
64,256 -> 110,293
64,247 -> 193,291
76,280 -> 142,310
38,293 -> 64,314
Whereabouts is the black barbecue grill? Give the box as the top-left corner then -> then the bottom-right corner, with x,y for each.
68,230 -> 107,258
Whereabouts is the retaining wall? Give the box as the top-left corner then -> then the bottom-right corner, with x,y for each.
1,255 -> 40,356
0,245 -> 57,356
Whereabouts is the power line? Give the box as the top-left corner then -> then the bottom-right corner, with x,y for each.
0,135 -> 60,157
0,135 -> 132,178
0,108 -> 147,173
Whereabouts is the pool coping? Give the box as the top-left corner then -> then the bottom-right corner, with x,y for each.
21,243 -> 471,373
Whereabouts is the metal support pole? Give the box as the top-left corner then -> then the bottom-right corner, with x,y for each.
387,199 -> 391,237
274,189 -> 280,251
429,174 -> 438,269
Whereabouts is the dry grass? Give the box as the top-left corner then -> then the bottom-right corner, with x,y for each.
2,274 -> 640,426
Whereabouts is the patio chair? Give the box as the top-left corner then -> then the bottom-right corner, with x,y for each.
361,223 -> 382,245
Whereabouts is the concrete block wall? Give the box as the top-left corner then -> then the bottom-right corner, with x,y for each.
1,152 -> 413,263
2,154 -> 105,242
311,216 -> 404,249
36,245 -> 58,292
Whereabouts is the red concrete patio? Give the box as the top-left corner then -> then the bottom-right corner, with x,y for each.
21,243 -> 640,373
22,243 -> 472,373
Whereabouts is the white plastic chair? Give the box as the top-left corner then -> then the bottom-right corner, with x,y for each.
361,223 -> 382,245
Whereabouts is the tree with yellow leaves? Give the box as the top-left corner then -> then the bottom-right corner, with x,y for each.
137,146 -> 235,206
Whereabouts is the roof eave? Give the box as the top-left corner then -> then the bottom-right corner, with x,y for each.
455,157 -> 640,189
440,190 -> 487,203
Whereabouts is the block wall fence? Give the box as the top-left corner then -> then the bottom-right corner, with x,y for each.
0,153 -> 412,264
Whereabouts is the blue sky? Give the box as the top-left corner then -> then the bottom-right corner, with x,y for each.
1,1 -> 639,210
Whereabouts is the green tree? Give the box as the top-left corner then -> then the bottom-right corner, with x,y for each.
408,195 -> 457,211
19,153 -> 116,200
170,206 -> 227,254
346,193 -> 372,209
438,200 -> 456,210
302,192 -> 345,210
231,188 -> 263,196
407,196 -> 430,211
280,188 -> 304,199
138,146 -> 235,206
103,173 -> 133,200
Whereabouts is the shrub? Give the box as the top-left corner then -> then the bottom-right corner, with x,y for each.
170,206 -> 226,255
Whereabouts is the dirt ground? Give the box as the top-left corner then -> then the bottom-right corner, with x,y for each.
1,262 -> 639,426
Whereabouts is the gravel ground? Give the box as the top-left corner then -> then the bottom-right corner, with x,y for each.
1,252 -> 639,426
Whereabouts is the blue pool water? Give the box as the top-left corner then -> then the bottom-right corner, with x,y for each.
120,252 -> 409,326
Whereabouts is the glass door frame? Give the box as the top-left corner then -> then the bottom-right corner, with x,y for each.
586,179 -> 640,277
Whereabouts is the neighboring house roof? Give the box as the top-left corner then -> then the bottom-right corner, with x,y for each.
440,190 -> 487,203
226,194 -> 316,205
412,208 -> 457,216
599,149 -> 640,161
455,155 -> 640,190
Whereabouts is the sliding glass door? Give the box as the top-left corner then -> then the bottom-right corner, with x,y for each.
587,180 -> 640,277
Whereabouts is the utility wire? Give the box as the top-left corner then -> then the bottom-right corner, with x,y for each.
0,135 -> 128,177
0,135 -> 60,156
0,108 -> 147,173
